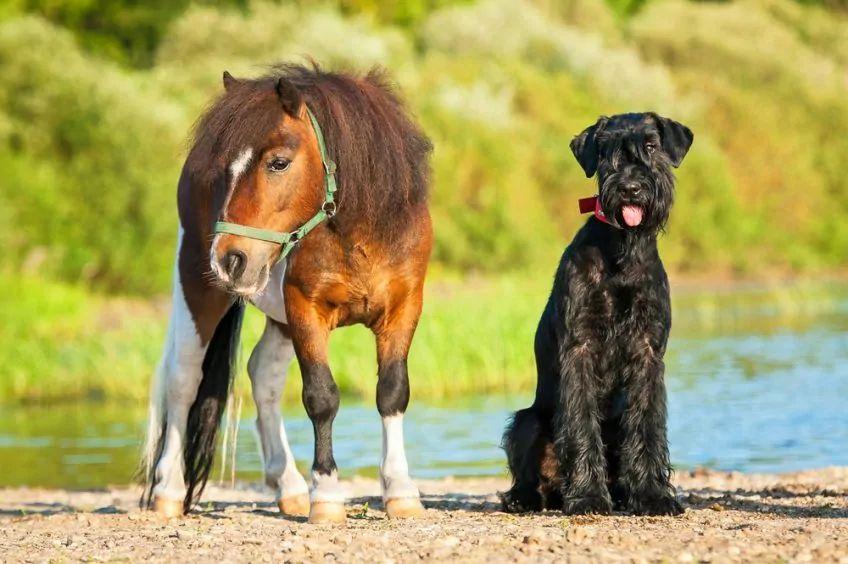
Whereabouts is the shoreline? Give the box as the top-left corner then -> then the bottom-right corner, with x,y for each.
1,468 -> 846,562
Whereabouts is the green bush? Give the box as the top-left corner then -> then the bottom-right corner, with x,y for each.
630,0 -> 848,271
0,0 -> 847,295
0,18 -> 186,293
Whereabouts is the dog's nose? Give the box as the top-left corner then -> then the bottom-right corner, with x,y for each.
625,182 -> 642,196
223,249 -> 247,281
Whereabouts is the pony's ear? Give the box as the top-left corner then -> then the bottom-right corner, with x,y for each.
222,71 -> 241,91
570,117 -> 606,178
275,77 -> 302,117
653,114 -> 693,167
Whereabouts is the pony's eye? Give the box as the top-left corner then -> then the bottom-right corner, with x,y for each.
267,157 -> 291,172
646,143 -> 658,154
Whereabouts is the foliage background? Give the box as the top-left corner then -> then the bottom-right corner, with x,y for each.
0,0 -> 846,403
2,0 -> 848,294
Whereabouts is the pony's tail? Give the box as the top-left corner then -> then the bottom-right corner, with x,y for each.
138,301 -> 245,512
139,316 -> 174,509
182,301 -> 245,513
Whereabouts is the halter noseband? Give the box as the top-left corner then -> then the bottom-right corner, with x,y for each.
213,106 -> 338,260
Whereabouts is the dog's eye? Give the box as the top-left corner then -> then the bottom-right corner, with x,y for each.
267,157 -> 291,173
646,143 -> 658,154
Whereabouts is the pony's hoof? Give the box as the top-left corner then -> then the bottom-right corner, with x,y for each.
277,494 -> 310,517
385,497 -> 425,519
152,496 -> 184,518
308,501 -> 347,524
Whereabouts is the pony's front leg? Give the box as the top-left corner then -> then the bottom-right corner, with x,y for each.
375,292 -> 425,519
247,317 -> 310,516
146,313 -> 206,517
143,252 -> 232,517
286,289 -> 345,524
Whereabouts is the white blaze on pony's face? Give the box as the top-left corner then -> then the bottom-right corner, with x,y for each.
209,147 -> 253,286
209,73 -> 325,298
210,146 -> 267,295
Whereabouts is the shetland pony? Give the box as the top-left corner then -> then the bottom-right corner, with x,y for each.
142,64 -> 433,523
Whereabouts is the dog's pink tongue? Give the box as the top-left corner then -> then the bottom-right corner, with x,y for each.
622,205 -> 643,227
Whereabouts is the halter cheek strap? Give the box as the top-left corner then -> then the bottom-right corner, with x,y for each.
578,195 -> 619,229
213,106 -> 338,260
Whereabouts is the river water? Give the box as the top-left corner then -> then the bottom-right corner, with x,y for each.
1,282 -> 846,488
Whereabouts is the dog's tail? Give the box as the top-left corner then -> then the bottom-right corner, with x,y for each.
502,407 -> 545,482
500,407 -> 548,512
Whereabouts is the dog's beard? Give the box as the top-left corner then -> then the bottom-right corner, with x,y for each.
599,180 -> 652,230
599,171 -> 673,232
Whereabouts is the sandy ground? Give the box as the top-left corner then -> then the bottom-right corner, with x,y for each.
1,468 -> 846,563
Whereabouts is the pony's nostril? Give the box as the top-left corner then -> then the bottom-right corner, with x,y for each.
223,250 -> 247,280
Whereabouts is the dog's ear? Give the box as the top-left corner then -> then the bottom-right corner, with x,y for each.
276,77 -> 303,117
654,115 -> 693,167
222,71 -> 241,91
570,118 -> 606,178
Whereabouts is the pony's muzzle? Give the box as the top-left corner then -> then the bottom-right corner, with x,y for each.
211,236 -> 274,297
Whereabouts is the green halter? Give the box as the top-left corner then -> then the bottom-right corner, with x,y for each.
213,106 -> 338,260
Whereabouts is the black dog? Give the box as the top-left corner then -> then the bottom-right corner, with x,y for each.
502,113 -> 693,516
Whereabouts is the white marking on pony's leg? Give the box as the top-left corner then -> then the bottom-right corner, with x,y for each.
309,469 -> 347,503
380,414 -> 420,501
308,468 -> 347,523
148,228 -> 208,504
247,318 -> 308,504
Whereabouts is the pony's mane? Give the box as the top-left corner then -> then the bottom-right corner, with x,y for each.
187,63 -> 432,243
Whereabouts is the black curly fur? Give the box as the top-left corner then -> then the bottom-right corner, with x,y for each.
502,113 -> 693,516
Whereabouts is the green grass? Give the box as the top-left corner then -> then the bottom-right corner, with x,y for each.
0,275 -> 543,405
2,273 -> 846,406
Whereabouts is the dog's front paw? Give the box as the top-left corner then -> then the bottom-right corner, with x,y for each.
562,494 -> 613,515
628,494 -> 683,516
499,488 -> 542,513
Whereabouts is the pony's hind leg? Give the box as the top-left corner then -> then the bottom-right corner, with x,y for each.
247,317 -> 309,516
375,291 -> 426,519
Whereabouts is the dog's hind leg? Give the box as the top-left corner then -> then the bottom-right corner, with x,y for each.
538,439 -> 564,509
501,407 -> 545,512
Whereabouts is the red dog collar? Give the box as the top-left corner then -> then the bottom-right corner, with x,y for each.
578,195 -> 618,228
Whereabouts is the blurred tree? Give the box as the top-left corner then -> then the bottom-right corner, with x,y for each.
333,0 -> 473,27
1,0 -> 847,293
7,0 -> 248,67
604,0 -> 649,16
5,0 -> 845,69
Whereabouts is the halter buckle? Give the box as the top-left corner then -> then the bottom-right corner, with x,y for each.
322,201 -> 337,217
